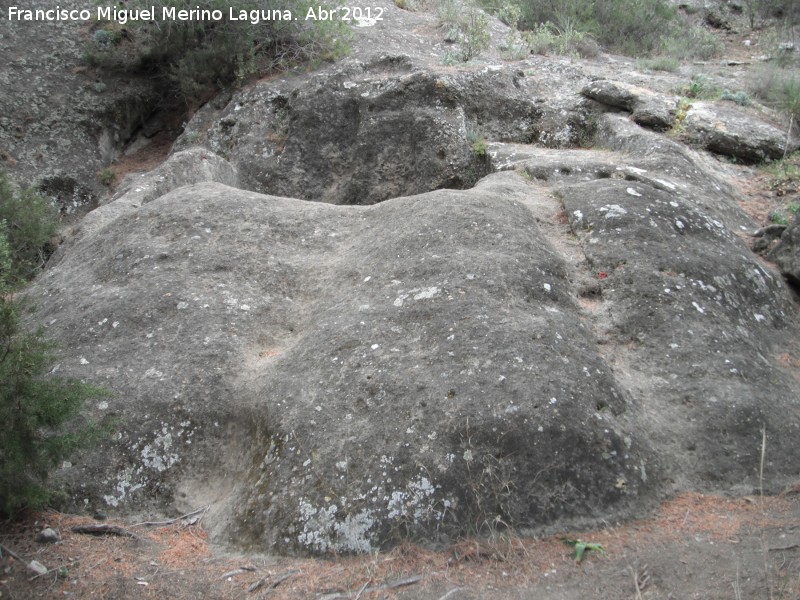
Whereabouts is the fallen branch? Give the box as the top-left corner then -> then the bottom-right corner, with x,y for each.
353,580 -> 370,600
381,575 -> 423,590
255,569 -> 301,596
70,524 -> 137,538
438,588 -> 465,600
131,506 -> 208,528
768,543 -> 800,552
318,575 -> 423,599
0,543 -> 25,562
222,565 -> 256,579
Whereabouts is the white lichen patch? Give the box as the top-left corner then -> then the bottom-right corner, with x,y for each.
394,286 -> 441,307
296,470 -> 449,553
599,204 -> 628,219
102,422 -> 195,507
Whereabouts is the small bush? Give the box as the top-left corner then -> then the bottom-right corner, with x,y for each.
498,32 -> 529,60
0,172 -> 112,518
639,56 -> 680,72
467,128 -> 488,156
89,0 -> 351,103
98,168 -> 115,187
682,74 -> 721,99
765,152 -> 800,189
0,316 -> 111,517
438,0 -> 491,62
0,174 -> 58,285
661,24 -> 722,60
749,66 -> 800,122
721,89 -> 752,106
523,21 -> 598,58
770,209 -> 789,224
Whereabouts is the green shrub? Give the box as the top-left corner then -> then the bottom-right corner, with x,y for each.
770,209 -> 789,225
467,128 -> 488,156
661,24 -> 722,60
517,0 -> 677,56
0,308 -> 111,517
721,89 -> 752,106
523,20 -> 598,57
749,66 -> 800,121
0,173 -> 112,518
437,0 -> 491,61
682,74 -> 721,99
89,0 -> 351,103
0,173 -> 58,286
98,168 -> 115,187
509,0 -> 728,59
638,56 -> 680,72
498,31 -> 529,60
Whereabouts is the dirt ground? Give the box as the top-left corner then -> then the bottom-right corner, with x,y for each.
2,487 -> 800,600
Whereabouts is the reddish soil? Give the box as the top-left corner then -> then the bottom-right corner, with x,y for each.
2,488 -> 800,599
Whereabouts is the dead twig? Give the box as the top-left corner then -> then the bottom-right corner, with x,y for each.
221,565 -> 256,579
131,506 -> 208,528
353,580 -> 370,600
438,588 -> 465,600
382,575 -> 423,590
631,564 -> 648,600
253,569 -> 300,596
768,543 -> 800,552
0,543 -> 25,562
317,575 -> 423,599
70,524 -> 137,538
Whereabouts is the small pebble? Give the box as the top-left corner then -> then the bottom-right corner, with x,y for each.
28,560 -> 48,575
35,527 -> 60,544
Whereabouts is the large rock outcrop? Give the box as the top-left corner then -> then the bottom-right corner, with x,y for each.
14,2 -> 800,558
178,57 -> 593,205
30,117 -> 800,555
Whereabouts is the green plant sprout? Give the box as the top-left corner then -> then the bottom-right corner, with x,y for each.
564,538 -> 606,563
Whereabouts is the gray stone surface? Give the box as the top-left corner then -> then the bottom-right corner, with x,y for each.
179,57 -> 595,205
28,111 -> 800,555
0,1 -> 159,211
684,101 -> 799,162
769,214 -> 800,286
581,79 -> 678,131
9,0 -> 800,560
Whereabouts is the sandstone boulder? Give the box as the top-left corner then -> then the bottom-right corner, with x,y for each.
28,112 -> 800,555
33,174 -> 656,554
683,101 -> 799,162
184,58 -> 592,205
581,80 -> 677,131
768,215 -> 800,287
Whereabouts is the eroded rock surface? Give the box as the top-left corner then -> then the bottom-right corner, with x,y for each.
581,79 -> 677,131
684,101 -> 798,162
0,1 -> 159,211
769,215 -> 800,287
184,60 -> 595,205
30,110 -> 800,555
12,1 -> 800,558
